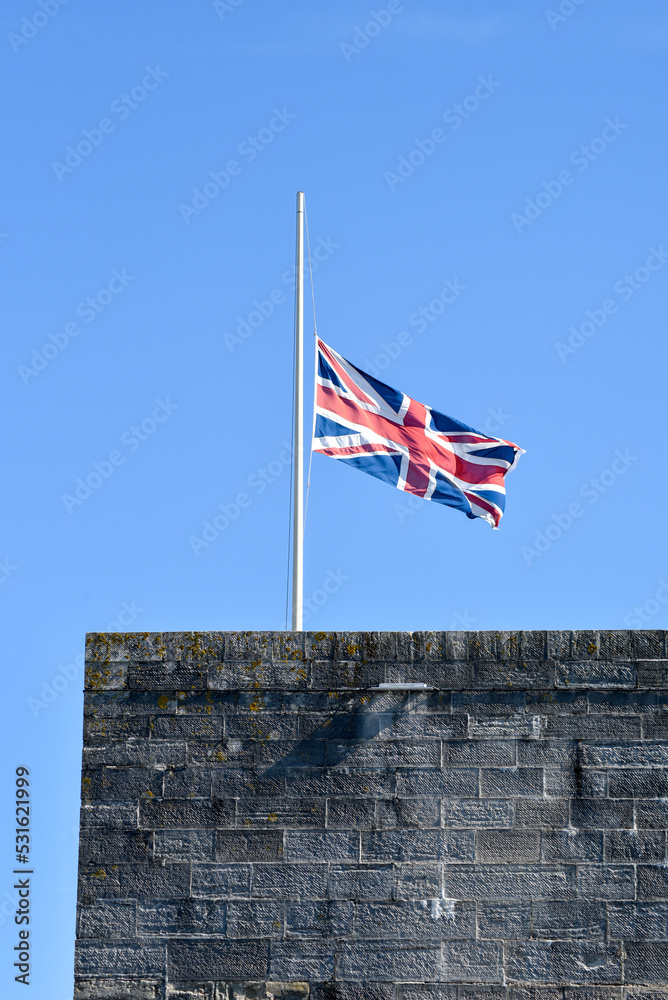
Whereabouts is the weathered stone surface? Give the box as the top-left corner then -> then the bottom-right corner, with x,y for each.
74,629 -> 668,997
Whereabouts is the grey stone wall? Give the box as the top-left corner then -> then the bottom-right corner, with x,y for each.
74,630 -> 668,1000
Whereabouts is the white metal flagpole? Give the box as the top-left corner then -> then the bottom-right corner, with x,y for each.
291,191 -> 304,630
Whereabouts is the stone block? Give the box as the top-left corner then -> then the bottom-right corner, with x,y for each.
588,690 -> 656,714
212,768 -> 283,797
79,830 -> 150,864
84,716 -> 151,740
377,714 -> 468,740
541,831 -> 603,863
555,661 -> 636,689
252,864 -> 328,899
80,802 -> 139,830
167,940 -> 268,981
328,864 -> 393,900
631,631 -> 666,659
85,661 -> 129,692
216,832 -> 284,862
607,901 -> 668,941
362,830 -> 475,863
338,939 -> 443,982
624,943 -> 668,984
153,830 -> 215,863
480,769 -> 543,797
506,941 -> 621,984
637,660 -> 668,688
78,863 -> 191,899
580,743 -> 668,768
269,939 -> 336,979
325,739 -> 440,769
326,797 -> 376,830
470,660 -> 554,690
531,901 -> 606,940
517,741 -> 578,766
297,712 -> 380,740
354,899 -> 475,940
311,660 -> 382,690
605,831 -> 665,862
477,901 -> 531,940
84,741 -> 187,768
284,768 -> 395,798
543,716 -> 641,740
139,799 -> 235,829
397,987 -> 456,1000
441,940 -> 503,983
78,900 -> 137,939
191,864 -> 253,899
237,796 -> 324,829
227,715 -> 300,740
395,770 -> 479,798
189,740 -> 255,768
137,899 -> 226,936
152,717 -> 223,739
514,799 -> 569,829
227,900 -> 285,938
570,800 -> 633,830
376,797 -> 440,829
526,690 -> 587,715
385,661 -> 469,689
477,830 -> 540,863
254,740 -> 325,770
637,866 -> 668,900
128,662 -> 207,691
285,899 -> 353,937
453,691 -> 526,715
83,768 -> 164,802
284,831 -> 359,862
546,631 -> 572,660
443,865 -> 576,901
74,978 -> 164,999
544,769 -> 607,799
441,741 -> 516,767
74,941 -> 165,976
469,716 -> 542,740
393,863 -> 441,900
441,800 -> 514,829
163,768 -> 213,798
608,770 -> 668,798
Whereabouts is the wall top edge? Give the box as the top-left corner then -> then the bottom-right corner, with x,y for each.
82,630 -> 668,685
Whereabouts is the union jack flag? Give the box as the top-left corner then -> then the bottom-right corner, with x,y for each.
313,338 -> 524,529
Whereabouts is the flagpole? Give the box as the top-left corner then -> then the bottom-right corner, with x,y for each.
292,191 -> 304,630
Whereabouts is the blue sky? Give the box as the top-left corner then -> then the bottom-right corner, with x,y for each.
2,0 -> 667,994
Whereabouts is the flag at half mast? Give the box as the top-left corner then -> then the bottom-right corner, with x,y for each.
313,338 -> 524,529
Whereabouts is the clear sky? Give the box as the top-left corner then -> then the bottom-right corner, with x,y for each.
1,0 -> 667,995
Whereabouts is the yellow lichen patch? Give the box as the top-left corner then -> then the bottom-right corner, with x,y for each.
92,869 -> 106,879
588,643 -> 597,654
157,695 -> 169,709
267,813 -> 279,822
86,663 -> 124,692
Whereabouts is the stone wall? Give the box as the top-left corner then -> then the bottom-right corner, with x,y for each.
74,630 -> 668,1000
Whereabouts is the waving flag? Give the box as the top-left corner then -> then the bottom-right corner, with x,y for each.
313,338 -> 523,528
